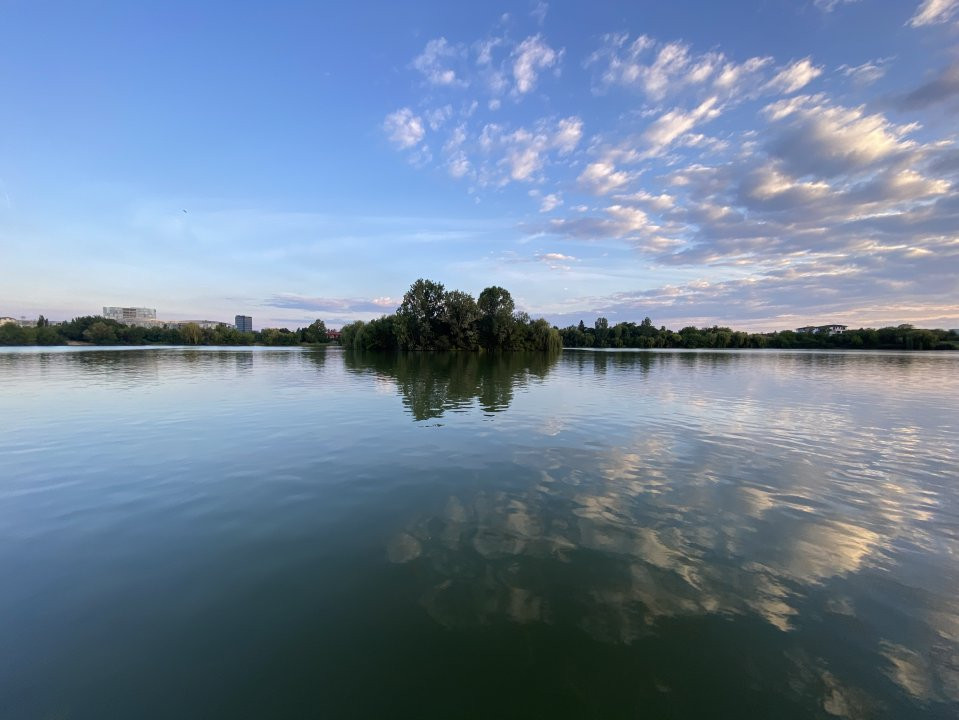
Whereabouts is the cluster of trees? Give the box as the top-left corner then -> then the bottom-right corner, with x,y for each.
559,318 -> 959,351
0,315 -> 333,347
339,279 -> 563,353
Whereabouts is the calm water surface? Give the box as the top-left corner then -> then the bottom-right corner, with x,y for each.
1,346 -> 957,718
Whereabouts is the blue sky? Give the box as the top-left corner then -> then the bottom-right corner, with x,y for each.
1,0 -> 958,330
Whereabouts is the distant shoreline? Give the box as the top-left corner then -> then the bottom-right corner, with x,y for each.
2,304 -> 957,353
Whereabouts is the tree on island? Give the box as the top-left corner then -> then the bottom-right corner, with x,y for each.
477,286 -> 515,350
395,279 -> 448,350
340,279 -> 562,353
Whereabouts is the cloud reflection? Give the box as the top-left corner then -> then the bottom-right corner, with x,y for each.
384,349 -> 959,709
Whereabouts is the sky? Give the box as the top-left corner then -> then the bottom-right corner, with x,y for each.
1,0 -> 958,331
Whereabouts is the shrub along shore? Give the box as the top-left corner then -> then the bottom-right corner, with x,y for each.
0,316 -> 331,347
558,318 -> 958,351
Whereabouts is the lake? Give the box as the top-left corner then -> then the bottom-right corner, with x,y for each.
1,346 -> 957,718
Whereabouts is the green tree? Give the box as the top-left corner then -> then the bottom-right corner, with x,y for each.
339,320 -> 365,351
477,285 -> 515,350
122,325 -> 147,345
395,278 -> 447,350
35,325 -> 62,345
260,327 -> 299,346
526,318 -> 562,352
0,323 -> 30,345
180,323 -> 202,345
83,321 -> 117,344
302,319 -> 329,344
362,316 -> 399,350
594,317 -> 610,348
442,290 -> 480,350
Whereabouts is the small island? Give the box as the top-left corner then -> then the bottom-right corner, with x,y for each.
339,279 -> 562,352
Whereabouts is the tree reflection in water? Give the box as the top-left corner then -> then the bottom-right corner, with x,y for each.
343,350 -> 559,420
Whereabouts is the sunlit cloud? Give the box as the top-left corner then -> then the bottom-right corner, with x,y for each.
907,0 -> 959,27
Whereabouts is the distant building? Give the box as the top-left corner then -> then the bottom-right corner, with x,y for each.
0,316 -> 17,326
235,315 -> 253,333
796,324 -> 847,335
327,329 -> 341,341
166,320 -> 230,330
103,306 -> 157,326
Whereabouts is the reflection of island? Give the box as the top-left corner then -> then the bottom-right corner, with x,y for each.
343,351 -> 558,420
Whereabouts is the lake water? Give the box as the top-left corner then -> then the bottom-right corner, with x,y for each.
1,346 -> 957,718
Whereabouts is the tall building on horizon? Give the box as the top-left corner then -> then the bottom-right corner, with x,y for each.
103,306 -> 156,325
235,315 -> 253,333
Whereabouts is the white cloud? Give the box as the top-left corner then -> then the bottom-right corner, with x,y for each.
539,193 -> 563,212
508,145 -> 542,180
840,59 -> 891,86
742,163 -> 831,203
553,116 -> 583,154
425,105 -> 453,130
448,152 -> 471,178
547,204 -> 678,252
605,204 -> 658,233
643,96 -> 722,153
531,1 -> 548,25
767,58 -> 823,94
814,0 -> 861,11
384,108 -> 425,149
678,133 -> 728,152
536,251 -> 575,270
908,0 -> 959,26
764,95 -> 919,177
512,35 -> 561,94
615,190 -> 676,212
578,162 -> 631,194
412,38 -> 465,86
443,124 -> 467,153
475,38 -> 501,66
587,34 -> 726,101
497,128 -> 552,181
712,56 -> 773,97
468,118 -> 586,186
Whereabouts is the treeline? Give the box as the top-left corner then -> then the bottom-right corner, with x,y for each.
339,279 -> 562,352
0,315 -> 334,347
560,318 -> 959,351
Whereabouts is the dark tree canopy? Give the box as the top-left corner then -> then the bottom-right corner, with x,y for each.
340,280 -> 561,353
302,319 -> 329,344
557,320 -> 958,351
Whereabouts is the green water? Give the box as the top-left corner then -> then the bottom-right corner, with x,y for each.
1,346 -> 957,718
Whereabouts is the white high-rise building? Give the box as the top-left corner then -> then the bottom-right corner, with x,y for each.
103,307 -> 157,325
